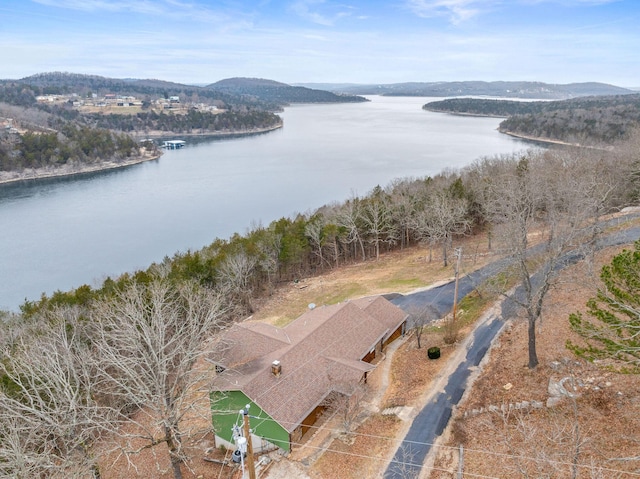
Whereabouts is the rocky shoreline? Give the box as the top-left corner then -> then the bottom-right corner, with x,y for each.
500,130 -> 612,150
0,124 -> 283,186
0,152 -> 162,185
134,123 -> 283,140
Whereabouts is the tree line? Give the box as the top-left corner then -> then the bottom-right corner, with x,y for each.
424,94 -> 640,145
1,124 -> 140,171
2,130 -> 640,477
87,109 -> 282,135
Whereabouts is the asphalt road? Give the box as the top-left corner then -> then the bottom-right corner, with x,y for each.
383,221 -> 640,479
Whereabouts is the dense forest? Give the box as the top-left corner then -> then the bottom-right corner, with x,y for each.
86,109 -> 282,135
1,125 -> 139,171
424,94 -> 640,145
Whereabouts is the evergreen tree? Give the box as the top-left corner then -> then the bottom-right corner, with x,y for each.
568,241 -> 640,372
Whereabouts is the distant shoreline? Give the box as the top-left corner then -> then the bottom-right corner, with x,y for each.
134,123 -> 283,140
0,124 -> 283,186
500,130 -> 612,150
0,152 -> 162,185
422,107 -> 508,119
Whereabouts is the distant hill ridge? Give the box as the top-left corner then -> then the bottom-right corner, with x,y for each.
207,77 -> 368,104
7,73 -> 631,101
6,72 -> 367,107
209,77 -> 289,88
297,80 -> 633,99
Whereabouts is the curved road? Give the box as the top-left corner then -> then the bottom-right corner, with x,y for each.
383,220 -> 640,479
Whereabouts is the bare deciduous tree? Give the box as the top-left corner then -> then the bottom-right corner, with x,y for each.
322,381 -> 369,436
216,249 -> 257,313
406,303 -> 440,349
413,179 -> 471,267
362,186 -> 398,261
0,307 -> 111,478
427,191 -> 471,267
305,213 -> 330,270
335,195 -> 367,261
90,279 -> 229,479
477,150 -> 611,368
480,396 -> 595,479
254,226 -> 282,294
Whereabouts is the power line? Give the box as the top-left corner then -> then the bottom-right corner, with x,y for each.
252,433 -> 503,479
246,418 -> 640,478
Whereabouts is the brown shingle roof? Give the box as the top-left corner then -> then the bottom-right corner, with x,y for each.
210,296 -> 407,433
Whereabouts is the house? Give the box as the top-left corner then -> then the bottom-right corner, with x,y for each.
209,295 -> 407,452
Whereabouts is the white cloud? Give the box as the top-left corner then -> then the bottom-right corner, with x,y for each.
521,0 -> 619,4
405,0 -> 485,23
30,0 -> 236,23
405,0 -> 620,24
32,0 -> 166,14
290,0 -> 354,26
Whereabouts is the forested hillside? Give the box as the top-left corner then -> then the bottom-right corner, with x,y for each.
87,109 -> 282,135
208,77 -> 368,104
1,125 -> 139,171
424,98 -> 547,117
14,72 -> 272,110
0,73 -> 374,175
425,94 -> 640,145
0,76 -> 283,174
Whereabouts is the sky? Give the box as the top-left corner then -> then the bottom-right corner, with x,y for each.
1,0 -> 638,87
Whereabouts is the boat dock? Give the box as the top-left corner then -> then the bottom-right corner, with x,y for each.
161,140 -> 186,149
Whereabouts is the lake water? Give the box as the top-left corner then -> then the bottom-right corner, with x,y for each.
0,96 -> 530,311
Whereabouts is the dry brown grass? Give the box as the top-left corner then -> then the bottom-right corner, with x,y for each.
310,415 -> 402,479
252,233 -> 494,327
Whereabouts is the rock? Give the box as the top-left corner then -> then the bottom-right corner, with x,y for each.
547,396 -> 564,408
503,382 -> 513,391
548,376 -> 578,398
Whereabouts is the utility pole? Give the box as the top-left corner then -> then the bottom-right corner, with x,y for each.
242,406 -> 257,479
452,247 -> 462,324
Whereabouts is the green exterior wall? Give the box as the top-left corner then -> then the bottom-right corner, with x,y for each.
210,390 -> 291,452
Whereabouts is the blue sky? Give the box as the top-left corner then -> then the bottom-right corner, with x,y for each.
1,0 -> 638,87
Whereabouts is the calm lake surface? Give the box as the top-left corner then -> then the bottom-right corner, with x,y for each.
0,96 -> 530,310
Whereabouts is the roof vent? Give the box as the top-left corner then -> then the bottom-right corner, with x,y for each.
271,360 -> 281,377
